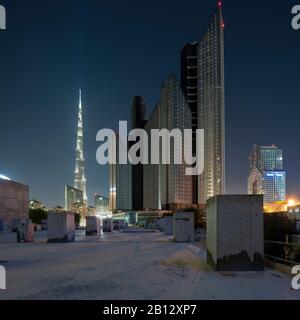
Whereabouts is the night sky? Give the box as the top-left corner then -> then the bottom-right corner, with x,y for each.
0,0 -> 299,207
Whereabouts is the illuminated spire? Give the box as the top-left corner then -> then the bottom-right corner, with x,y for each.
79,89 -> 82,110
74,89 -> 88,205
217,1 -> 225,28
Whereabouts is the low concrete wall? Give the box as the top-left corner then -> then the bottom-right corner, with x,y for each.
47,212 -> 75,243
206,195 -> 264,271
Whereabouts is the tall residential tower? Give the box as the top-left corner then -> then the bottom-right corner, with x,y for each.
181,2 -> 225,204
143,74 -> 192,210
74,89 -> 88,205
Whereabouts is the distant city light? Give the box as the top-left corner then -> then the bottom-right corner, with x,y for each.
0,174 -> 11,181
288,199 -> 296,207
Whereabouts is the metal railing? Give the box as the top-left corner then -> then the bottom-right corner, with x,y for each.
265,238 -> 300,266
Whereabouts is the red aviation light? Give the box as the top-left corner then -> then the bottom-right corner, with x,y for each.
218,1 -> 222,7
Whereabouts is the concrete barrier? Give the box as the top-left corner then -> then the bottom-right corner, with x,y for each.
47,212 -> 75,243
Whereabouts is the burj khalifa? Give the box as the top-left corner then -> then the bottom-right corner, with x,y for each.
74,89 -> 88,205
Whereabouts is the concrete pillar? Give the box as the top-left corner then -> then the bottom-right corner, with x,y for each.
206,195 -> 264,271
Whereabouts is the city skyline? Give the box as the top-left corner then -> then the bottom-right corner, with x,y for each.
0,0 -> 300,207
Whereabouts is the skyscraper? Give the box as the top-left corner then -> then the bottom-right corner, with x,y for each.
74,89 -> 87,205
143,74 -> 192,210
159,74 -> 193,210
109,134 -> 132,211
65,184 -> 83,211
131,96 -> 146,210
248,145 -> 286,203
181,2 -> 225,204
94,194 -> 109,213
249,145 -> 283,172
181,42 -> 198,204
143,105 -> 161,210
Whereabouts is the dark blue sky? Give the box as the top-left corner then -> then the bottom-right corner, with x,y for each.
0,0 -> 299,207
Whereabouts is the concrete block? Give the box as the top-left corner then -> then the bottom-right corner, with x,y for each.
174,212 -> 195,242
103,218 -> 113,232
85,216 -> 100,235
156,217 -> 165,231
113,219 -> 126,230
206,195 -> 264,271
41,219 -> 47,231
164,216 -> 173,236
17,221 -> 34,242
47,212 -> 75,243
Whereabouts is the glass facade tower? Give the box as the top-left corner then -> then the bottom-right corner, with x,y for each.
109,135 -> 132,211
248,145 -> 286,203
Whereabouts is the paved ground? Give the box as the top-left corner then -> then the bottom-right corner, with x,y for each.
0,230 -> 299,300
